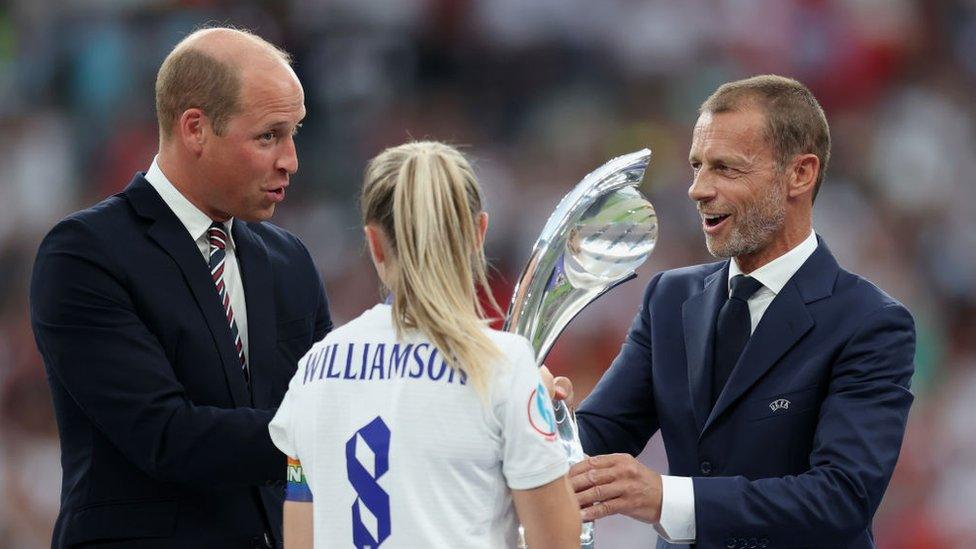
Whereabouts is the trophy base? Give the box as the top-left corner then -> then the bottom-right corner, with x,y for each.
517,522 -> 594,548
581,521 -> 595,548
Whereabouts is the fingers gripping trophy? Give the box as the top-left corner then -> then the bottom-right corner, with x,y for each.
505,150 -> 658,549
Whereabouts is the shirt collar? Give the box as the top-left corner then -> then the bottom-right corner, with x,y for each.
728,230 -> 818,295
145,156 -> 235,248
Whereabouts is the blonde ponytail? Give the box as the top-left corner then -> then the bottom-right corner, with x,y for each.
361,141 -> 501,398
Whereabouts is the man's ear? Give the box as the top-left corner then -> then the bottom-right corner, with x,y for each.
178,108 -> 208,155
788,153 -> 819,199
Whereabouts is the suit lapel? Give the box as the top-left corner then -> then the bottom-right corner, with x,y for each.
700,238 -> 839,435
233,222 -> 276,409
702,280 -> 813,433
124,175 -> 251,407
682,264 -> 729,433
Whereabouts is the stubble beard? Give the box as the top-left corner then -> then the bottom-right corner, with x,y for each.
704,181 -> 787,259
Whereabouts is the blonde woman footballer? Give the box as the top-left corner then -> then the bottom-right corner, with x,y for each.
269,141 -> 580,548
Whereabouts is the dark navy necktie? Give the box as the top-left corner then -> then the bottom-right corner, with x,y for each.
208,222 -> 249,387
711,274 -> 764,406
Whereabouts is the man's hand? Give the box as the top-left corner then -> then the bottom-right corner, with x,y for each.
569,454 -> 663,524
539,365 -> 574,403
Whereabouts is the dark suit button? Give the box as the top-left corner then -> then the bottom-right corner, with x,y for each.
726,539 -> 736,548
700,461 -> 713,475
760,538 -> 769,547
747,538 -> 758,548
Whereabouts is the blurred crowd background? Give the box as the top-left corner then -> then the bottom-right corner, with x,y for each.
1,0 -> 974,547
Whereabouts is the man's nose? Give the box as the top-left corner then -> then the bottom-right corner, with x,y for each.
688,172 -> 715,203
277,136 -> 299,175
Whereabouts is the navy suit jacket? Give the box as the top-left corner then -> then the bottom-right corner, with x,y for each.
30,175 -> 332,548
577,239 -> 915,549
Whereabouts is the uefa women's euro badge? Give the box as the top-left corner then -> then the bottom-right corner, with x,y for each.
528,382 -> 558,441
505,149 -> 658,549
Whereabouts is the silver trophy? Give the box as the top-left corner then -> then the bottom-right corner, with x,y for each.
504,149 -> 658,549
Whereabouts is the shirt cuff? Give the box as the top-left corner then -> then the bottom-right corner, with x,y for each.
653,475 -> 696,544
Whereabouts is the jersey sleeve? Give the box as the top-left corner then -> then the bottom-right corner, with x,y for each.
269,349 -> 310,459
285,456 -> 314,502
496,338 -> 570,490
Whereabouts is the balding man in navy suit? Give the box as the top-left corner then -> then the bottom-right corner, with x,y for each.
30,28 -> 331,547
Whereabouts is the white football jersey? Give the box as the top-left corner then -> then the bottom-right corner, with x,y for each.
269,303 -> 568,548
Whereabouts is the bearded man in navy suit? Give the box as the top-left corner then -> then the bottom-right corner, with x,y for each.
30,28 -> 331,547
548,75 -> 915,548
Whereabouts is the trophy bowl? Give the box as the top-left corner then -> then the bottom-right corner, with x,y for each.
504,149 -> 658,548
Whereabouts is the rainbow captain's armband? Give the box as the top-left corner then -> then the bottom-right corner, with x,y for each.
286,457 -> 313,502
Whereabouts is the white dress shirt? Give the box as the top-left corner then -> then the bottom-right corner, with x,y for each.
654,230 -> 818,543
144,157 -> 249,363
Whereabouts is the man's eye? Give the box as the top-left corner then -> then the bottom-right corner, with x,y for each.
690,162 -> 701,172
259,131 -> 277,142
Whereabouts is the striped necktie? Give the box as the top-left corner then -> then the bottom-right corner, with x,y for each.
208,222 -> 249,386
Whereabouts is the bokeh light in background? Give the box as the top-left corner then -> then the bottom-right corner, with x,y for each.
1,0 -> 974,546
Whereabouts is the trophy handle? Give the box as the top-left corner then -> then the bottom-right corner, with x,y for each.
506,149 -> 657,549
539,268 -> 639,549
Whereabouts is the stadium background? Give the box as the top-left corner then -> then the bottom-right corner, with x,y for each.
1,0 -> 974,546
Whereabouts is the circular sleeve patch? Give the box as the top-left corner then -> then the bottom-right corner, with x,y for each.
527,382 -> 557,441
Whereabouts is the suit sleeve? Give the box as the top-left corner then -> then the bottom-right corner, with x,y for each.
692,303 -> 915,545
576,273 -> 662,457
297,237 -> 332,342
30,217 -> 284,486
313,272 -> 332,341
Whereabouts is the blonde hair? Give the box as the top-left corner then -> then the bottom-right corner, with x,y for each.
361,141 -> 501,398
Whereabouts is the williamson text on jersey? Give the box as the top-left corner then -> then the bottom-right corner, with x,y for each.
301,342 -> 468,386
